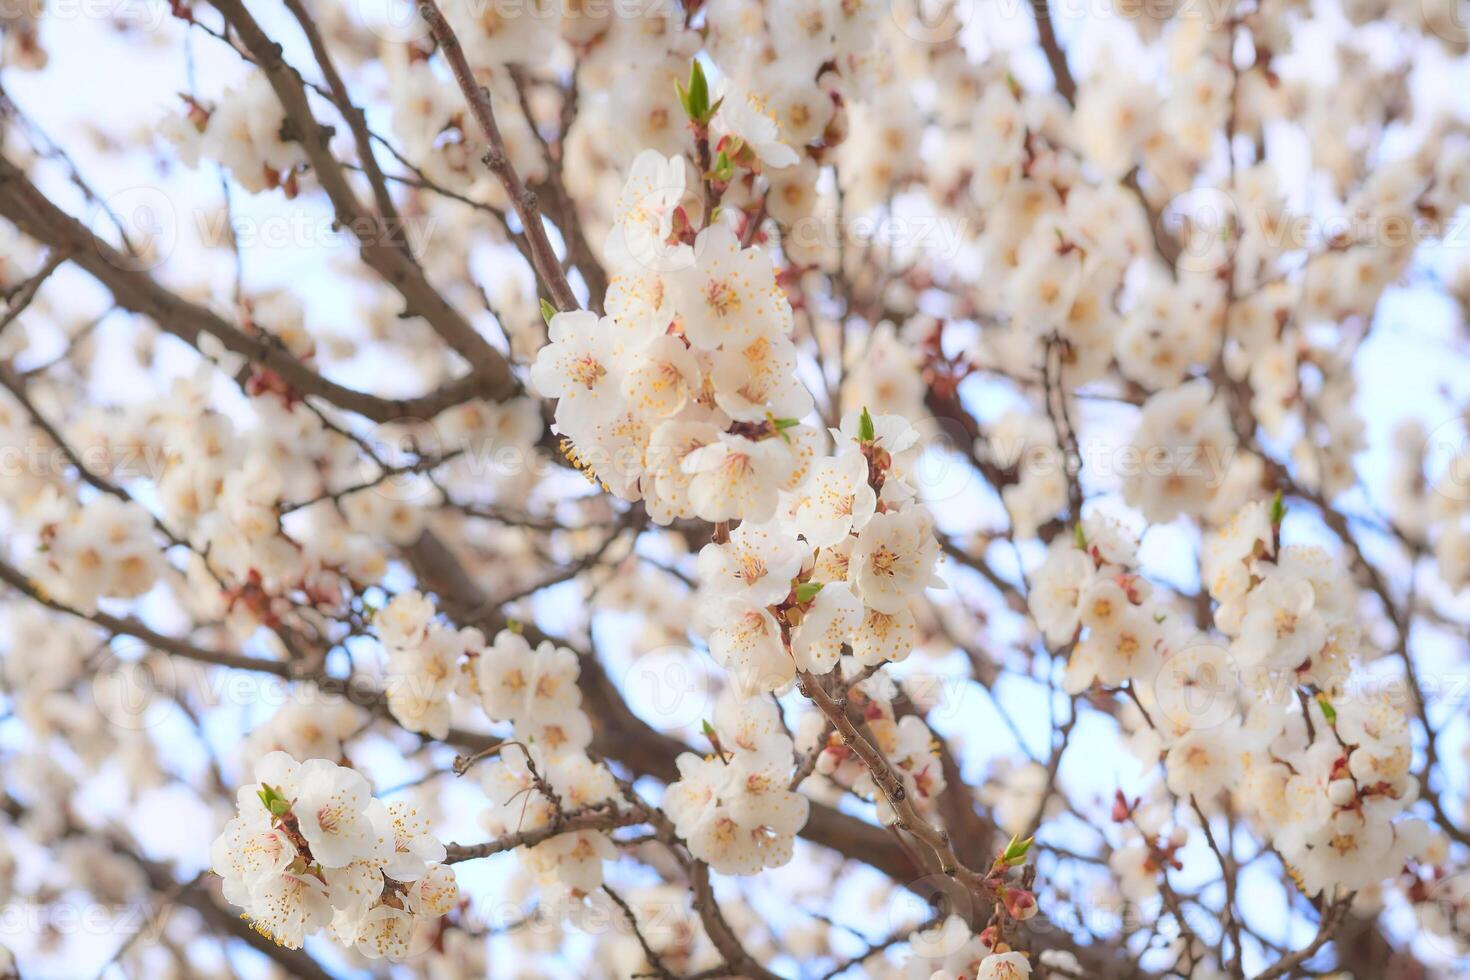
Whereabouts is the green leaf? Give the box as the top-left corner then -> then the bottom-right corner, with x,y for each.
676,59 -> 711,124
689,62 -> 710,118
257,783 -> 291,817
702,719 -> 718,741
506,619 -> 523,635
768,416 -> 798,444
793,581 -> 824,603
1269,489 -> 1286,526
1073,523 -> 1087,549
540,298 -> 556,325
710,149 -> 734,183
1002,833 -> 1033,866
1316,694 -> 1337,725
857,407 -> 875,443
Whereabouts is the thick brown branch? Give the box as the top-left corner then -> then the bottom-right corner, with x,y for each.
210,0 -> 513,381
281,0 -> 407,248
689,859 -> 782,980
444,803 -> 654,863
0,153 -> 495,421
798,669 -> 997,902
1030,0 -> 1076,106
418,0 -> 581,313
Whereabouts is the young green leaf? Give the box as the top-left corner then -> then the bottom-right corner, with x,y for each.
676,59 -> 712,125
257,783 -> 291,817
710,149 -> 734,183
1002,834 -> 1033,866
1316,695 -> 1337,725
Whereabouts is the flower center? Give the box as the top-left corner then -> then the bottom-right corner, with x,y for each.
704,280 -> 740,317
570,356 -> 606,390
870,546 -> 900,577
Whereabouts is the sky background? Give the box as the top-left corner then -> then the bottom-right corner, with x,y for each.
1,1 -> 1469,977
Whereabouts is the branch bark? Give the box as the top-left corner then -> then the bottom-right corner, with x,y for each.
0,153 -> 500,421
210,0 -> 514,381
418,0 -> 582,313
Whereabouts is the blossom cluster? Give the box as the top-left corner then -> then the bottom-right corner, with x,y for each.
376,589 -> 478,740
665,692 -> 809,874
797,669 -> 947,827
24,492 -> 161,612
694,411 -> 943,697
479,742 -> 621,900
529,144 -> 949,855
1033,500 -> 1432,901
375,590 -> 631,906
66,371 -> 399,637
531,148 -> 819,523
209,752 -> 456,958
1203,503 -> 1425,895
473,628 -> 625,901
903,915 -> 1048,980
9,0 -> 1470,973
164,72 -> 308,195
